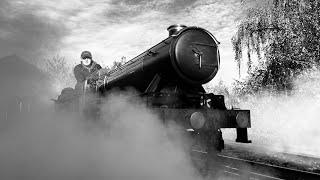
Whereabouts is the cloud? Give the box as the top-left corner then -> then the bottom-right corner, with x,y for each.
105,0 -> 198,23
66,0 -> 241,64
0,0 -> 243,84
0,0 -> 70,61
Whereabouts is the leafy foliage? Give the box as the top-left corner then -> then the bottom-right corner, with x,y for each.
205,80 -> 230,97
233,0 -> 320,94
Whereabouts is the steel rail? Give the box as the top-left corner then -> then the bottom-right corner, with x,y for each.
217,154 -> 320,180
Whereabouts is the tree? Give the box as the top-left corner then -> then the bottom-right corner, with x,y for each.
232,0 -> 320,93
110,56 -> 127,70
44,55 -> 75,90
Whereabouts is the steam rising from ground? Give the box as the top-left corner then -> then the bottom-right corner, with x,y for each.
224,69 -> 320,157
0,92 -> 202,179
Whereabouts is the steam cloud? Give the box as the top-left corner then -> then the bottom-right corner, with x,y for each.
0,90 -> 204,179
0,1 -> 213,177
225,69 -> 320,157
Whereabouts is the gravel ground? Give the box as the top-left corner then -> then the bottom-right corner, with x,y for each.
220,141 -> 320,174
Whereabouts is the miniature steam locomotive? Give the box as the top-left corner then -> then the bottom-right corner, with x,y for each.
97,24 -> 250,140
57,24 -> 251,171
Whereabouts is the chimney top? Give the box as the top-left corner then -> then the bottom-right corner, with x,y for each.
167,24 -> 187,36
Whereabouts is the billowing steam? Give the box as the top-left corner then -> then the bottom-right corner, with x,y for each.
0,90 -> 204,180
225,69 -> 320,157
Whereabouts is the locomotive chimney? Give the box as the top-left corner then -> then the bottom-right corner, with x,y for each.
167,24 -> 187,36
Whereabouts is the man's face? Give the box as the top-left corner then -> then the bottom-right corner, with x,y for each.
81,58 -> 92,66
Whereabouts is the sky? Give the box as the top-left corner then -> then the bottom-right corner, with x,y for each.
0,0 -> 245,85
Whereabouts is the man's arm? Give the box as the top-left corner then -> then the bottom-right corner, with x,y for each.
73,65 -> 86,83
86,63 -> 103,80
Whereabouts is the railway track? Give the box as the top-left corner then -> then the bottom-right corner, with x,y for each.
216,154 -> 320,180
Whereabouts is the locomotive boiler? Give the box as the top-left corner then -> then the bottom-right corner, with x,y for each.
81,25 -> 251,171
99,25 -> 219,93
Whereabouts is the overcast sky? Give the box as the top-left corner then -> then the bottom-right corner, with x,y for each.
0,0 -> 245,85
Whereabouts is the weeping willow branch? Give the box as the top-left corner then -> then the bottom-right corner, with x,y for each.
232,0 -> 320,93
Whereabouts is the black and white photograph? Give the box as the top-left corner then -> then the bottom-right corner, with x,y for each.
0,0 -> 319,179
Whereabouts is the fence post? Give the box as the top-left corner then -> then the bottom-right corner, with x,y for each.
19,101 -> 22,113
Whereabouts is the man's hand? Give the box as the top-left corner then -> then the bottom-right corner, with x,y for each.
86,70 -> 101,81
86,69 -> 110,88
96,79 -> 104,87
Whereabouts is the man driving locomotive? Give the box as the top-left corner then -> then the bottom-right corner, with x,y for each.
55,51 -> 102,112
74,50 -> 102,93
72,51 -> 103,119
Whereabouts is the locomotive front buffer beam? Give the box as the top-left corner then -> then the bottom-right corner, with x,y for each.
153,107 -> 251,144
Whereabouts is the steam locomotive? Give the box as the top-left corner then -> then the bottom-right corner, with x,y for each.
59,25 -> 251,171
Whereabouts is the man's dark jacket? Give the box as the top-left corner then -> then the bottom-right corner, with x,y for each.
74,61 -> 102,93
74,60 -> 102,83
